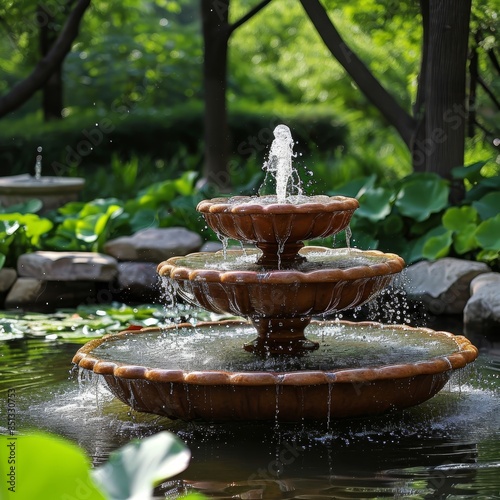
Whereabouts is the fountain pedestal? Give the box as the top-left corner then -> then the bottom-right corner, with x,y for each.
245,317 -> 318,355
0,174 -> 85,212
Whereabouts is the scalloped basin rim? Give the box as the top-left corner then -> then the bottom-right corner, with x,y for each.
158,247 -> 406,284
197,195 -> 360,214
73,320 -> 478,387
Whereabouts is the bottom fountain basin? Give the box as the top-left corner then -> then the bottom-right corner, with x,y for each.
73,320 -> 478,422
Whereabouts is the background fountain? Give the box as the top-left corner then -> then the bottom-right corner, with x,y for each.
0,147 -> 85,212
73,125 -> 478,422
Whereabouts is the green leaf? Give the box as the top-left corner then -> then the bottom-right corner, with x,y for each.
472,192 -> 500,221
58,201 -> 86,216
0,218 -> 20,236
0,253 -> 5,270
92,431 -> 191,500
475,214 -> 500,251
476,249 -> 500,264
3,198 -> 43,214
332,174 -> 377,198
129,209 -> 158,233
357,187 -> 393,222
465,175 -> 500,202
451,161 -> 487,183
406,225 -> 449,263
0,433 -> 105,500
442,206 -> 478,231
174,170 -> 198,196
422,229 -> 453,259
79,198 -> 124,218
23,215 -> 54,244
395,174 -> 449,222
76,215 -> 102,243
453,224 -> 478,254
380,214 -> 403,235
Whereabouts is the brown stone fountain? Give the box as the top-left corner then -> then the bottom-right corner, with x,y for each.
73,125 -> 478,422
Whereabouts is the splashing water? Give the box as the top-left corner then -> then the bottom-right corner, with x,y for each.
260,125 -> 302,203
35,146 -> 42,180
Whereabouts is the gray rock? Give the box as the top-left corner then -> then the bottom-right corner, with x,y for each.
5,278 -> 95,311
17,251 -> 118,281
104,227 -> 202,262
117,261 -> 159,301
403,258 -> 490,314
200,241 -> 223,253
0,267 -> 17,293
464,273 -> 500,334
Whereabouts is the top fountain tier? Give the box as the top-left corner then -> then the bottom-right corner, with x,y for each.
197,194 -> 359,266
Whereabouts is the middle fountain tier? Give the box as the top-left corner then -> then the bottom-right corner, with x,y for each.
159,194 -> 404,356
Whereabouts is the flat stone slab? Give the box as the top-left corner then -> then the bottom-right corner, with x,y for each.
104,227 -> 202,262
17,251 -> 118,281
464,273 -> 500,334
403,258 -> 490,315
0,267 -> 17,293
5,278 -> 95,311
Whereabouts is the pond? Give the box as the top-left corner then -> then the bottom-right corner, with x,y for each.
1,309 -> 499,499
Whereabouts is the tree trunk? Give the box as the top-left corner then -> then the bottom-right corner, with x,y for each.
39,5 -> 64,121
415,0 -> 471,191
0,0 -> 90,118
200,0 -> 231,192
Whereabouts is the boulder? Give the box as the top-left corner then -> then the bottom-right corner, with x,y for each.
464,273 -> 500,335
403,258 -> 490,315
17,252 -> 117,281
0,267 -> 17,293
117,261 -> 160,301
200,241 -> 223,253
104,227 -> 202,262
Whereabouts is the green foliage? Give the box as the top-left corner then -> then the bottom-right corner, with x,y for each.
0,102 -> 348,181
0,201 -> 53,269
0,170 -> 206,266
394,173 -> 449,222
327,164 -> 500,270
0,431 -> 197,500
93,432 -> 191,500
0,432 -> 106,500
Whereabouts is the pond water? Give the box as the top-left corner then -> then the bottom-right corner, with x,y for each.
1,317 -> 499,499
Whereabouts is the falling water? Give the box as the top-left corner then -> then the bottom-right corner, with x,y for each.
345,225 -> 352,249
34,146 -> 42,180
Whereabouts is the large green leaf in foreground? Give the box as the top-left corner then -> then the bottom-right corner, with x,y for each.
92,432 -> 191,500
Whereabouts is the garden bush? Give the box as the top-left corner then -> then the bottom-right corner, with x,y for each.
0,102 -> 348,179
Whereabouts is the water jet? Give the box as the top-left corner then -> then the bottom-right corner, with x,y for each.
0,147 -> 85,212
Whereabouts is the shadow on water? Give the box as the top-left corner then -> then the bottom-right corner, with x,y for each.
1,324 -> 499,499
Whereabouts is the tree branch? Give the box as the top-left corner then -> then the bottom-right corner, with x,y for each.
478,76 -> 500,110
473,119 -> 495,138
229,0 -> 273,35
0,0 -> 91,118
299,0 -> 416,148
486,48 -> 500,76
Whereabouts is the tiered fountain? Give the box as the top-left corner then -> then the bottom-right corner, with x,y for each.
73,125 -> 478,422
